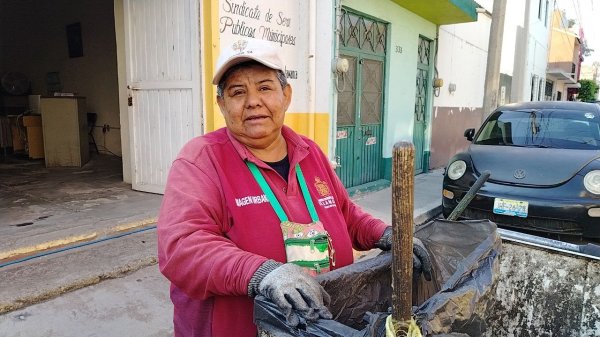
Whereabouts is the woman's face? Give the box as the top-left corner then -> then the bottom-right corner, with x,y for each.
217,64 -> 292,150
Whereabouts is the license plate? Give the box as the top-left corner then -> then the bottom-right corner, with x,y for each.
493,198 -> 528,217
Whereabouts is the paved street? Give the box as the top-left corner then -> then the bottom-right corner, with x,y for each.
0,263 -> 173,337
0,228 -> 171,336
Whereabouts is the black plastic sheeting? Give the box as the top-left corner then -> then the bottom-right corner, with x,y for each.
254,219 -> 502,337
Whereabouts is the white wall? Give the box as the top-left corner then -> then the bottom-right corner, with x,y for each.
114,0 -> 131,183
218,0 -> 310,113
504,0 -> 553,102
429,1 -> 492,169
500,0 -> 525,77
529,0 -> 553,101
314,0 -> 336,156
434,11 -> 491,108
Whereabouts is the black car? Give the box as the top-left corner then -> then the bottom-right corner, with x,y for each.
442,101 -> 600,238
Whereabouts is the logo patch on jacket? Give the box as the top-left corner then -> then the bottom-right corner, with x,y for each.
315,177 -> 336,209
235,194 -> 268,207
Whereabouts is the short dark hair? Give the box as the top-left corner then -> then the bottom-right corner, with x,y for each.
216,61 -> 288,97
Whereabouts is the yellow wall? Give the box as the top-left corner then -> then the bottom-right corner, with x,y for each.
549,10 -> 577,66
285,113 -> 329,154
203,0 -> 220,133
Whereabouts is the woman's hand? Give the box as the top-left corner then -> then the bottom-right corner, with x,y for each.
375,227 -> 433,281
251,262 -> 332,326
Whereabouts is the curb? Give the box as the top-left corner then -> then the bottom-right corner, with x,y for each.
0,229 -> 159,315
0,217 -> 158,263
0,256 -> 158,315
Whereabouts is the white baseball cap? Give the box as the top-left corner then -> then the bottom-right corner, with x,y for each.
212,39 -> 284,85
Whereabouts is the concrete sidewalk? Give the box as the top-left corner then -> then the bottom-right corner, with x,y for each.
0,155 -> 162,262
352,169 -> 445,226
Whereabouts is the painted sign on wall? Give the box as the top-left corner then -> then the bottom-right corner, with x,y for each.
218,0 -> 309,112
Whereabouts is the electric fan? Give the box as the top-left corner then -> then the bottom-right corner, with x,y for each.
1,72 -> 30,95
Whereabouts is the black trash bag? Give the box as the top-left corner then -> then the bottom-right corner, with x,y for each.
254,219 -> 502,337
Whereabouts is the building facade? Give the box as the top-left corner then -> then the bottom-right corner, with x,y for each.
0,0 -> 480,194
429,0 -> 493,169
431,0 -> 559,170
546,8 -> 581,101
127,0 -> 480,192
501,0 -> 554,104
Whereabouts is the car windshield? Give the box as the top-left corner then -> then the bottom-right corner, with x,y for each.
474,109 -> 600,150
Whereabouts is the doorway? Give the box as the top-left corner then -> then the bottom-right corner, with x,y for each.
122,0 -> 202,194
0,0 -> 122,172
335,9 -> 387,188
413,36 -> 432,174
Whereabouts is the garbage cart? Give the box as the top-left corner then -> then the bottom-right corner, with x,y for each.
254,218 -> 502,337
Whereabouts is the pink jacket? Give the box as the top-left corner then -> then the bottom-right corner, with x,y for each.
158,126 -> 387,337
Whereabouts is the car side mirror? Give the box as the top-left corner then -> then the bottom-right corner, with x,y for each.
464,128 -> 475,141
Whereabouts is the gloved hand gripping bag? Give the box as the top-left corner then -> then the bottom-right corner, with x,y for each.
254,219 -> 502,337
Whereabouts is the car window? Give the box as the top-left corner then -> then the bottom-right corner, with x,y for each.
474,109 -> 600,150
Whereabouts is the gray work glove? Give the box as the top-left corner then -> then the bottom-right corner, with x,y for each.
248,260 -> 333,326
375,226 -> 433,281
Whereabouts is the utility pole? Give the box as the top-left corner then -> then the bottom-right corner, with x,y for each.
516,0 -> 532,103
482,0 -> 507,123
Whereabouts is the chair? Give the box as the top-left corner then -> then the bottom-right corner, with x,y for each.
87,112 -> 99,154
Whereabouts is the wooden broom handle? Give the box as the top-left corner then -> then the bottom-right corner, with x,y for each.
391,141 -> 414,334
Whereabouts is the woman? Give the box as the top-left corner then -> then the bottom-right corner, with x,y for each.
157,39 -> 431,337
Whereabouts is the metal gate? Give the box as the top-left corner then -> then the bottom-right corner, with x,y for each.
123,0 -> 202,194
335,9 -> 387,188
413,36 -> 432,174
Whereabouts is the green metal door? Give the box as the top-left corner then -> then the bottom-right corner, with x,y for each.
413,36 -> 432,174
335,9 -> 387,188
